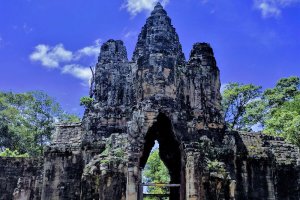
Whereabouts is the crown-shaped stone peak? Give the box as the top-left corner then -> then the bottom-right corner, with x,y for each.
154,2 -> 163,9
151,1 -> 167,15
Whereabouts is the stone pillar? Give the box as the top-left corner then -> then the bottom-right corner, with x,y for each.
185,150 -> 202,200
126,166 -> 139,200
229,180 -> 236,200
13,177 -> 32,200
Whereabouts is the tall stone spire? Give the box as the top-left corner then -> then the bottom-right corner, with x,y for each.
133,2 -> 185,62
186,43 -> 223,129
94,40 -> 132,107
151,2 -> 166,15
133,2 -> 185,101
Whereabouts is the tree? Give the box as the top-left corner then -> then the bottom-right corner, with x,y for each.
0,91 -> 80,156
264,104 -> 300,146
143,149 -> 170,196
263,76 -> 300,108
221,76 -> 300,147
26,91 -> 78,155
222,83 -> 262,130
262,77 -> 300,145
0,92 -> 34,153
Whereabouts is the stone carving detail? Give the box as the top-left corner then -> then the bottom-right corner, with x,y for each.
0,3 -> 299,200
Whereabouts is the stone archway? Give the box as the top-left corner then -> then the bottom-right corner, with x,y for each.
139,113 -> 183,200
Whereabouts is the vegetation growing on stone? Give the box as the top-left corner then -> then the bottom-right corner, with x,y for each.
207,160 -> 226,175
100,159 -> 109,164
0,148 -> 29,157
114,148 -> 125,158
80,96 -> 94,108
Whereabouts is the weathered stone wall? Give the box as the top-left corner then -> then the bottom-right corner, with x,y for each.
0,157 -> 42,200
234,132 -> 300,200
81,133 -> 128,200
192,131 -> 300,200
41,123 -> 86,200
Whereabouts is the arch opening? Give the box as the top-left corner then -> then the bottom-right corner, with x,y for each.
140,113 -> 182,200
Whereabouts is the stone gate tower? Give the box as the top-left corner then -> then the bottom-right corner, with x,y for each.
81,3 -> 224,199
3,3 -> 299,200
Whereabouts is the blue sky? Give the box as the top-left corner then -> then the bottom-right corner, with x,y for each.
0,0 -> 299,116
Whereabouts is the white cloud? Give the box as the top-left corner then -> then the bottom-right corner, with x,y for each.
254,0 -> 300,18
123,0 -> 170,16
30,40 -> 101,86
75,39 -> 101,59
30,44 -> 73,68
62,64 -> 92,85
30,40 -> 101,68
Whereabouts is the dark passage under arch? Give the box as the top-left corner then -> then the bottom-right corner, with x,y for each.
140,113 -> 182,200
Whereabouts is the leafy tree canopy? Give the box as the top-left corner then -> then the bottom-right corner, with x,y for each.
221,76 -> 300,147
0,91 -> 80,156
143,149 -> 170,196
222,83 -> 262,130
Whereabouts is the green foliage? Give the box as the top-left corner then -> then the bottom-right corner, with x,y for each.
0,91 -> 79,156
26,91 -> 64,155
0,148 -> 29,158
143,149 -> 170,195
114,148 -> 125,158
100,159 -> 109,164
0,92 -> 36,155
60,114 -> 81,123
264,94 -> 300,146
221,76 -> 300,147
263,76 -> 300,108
222,83 -> 262,130
101,148 -> 109,156
80,96 -> 94,108
260,77 -> 300,145
207,160 -> 226,175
